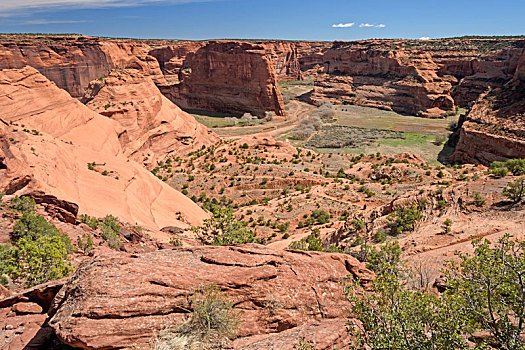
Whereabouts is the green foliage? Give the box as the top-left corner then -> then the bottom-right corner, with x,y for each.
351,218 -> 365,231
193,206 -> 255,245
77,233 -> 93,254
441,218 -> 452,235
346,240 -> 466,349
310,210 -> 330,225
445,235 -> 525,349
472,191 -> 486,207
492,159 -> 525,177
0,213 -> 72,287
387,205 -> 423,236
293,338 -> 318,350
9,196 -> 36,213
503,177 -> 525,204
346,275 -> 466,350
100,215 -> 121,250
288,229 -> 323,252
79,214 -> 99,230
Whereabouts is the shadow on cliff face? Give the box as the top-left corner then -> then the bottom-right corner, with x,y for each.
437,116 -> 464,164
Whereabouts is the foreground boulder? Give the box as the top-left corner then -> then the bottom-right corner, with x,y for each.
49,245 -> 372,349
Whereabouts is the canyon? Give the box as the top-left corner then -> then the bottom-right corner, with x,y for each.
1,33 -> 525,350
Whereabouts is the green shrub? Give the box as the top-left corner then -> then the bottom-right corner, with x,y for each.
193,206 -> 255,245
472,191 -> 486,207
0,213 -> 72,287
100,215 -> 121,250
79,214 -> 99,230
387,205 -> 422,236
10,196 -> 36,212
77,233 -> 94,254
310,210 -> 330,225
503,177 -> 525,204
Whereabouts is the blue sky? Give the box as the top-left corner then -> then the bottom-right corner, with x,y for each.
0,0 -> 524,41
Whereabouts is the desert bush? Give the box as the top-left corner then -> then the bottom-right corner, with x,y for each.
472,191 -> 486,207
100,214 -> 121,250
445,235 -> 525,349
193,205 -> 255,245
9,196 -> 36,213
290,116 -> 323,140
502,177 -> 525,204
79,214 -> 99,230
387,205 -> 422,236
492,159 -> 525,176
155,285 -> 238,349
0,213 -> 72,287
288,229 -> 323,252
346,235 -> 525,349
77,233 -> 94,254
311,103 -> 335,120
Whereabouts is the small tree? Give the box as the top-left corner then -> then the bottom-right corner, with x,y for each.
445,235 -> 525,349
193,206 -> 255,245
441,218 -> 452,235
503,177 -> 525,204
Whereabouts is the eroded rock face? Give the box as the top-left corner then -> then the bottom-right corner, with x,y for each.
0,35 -> 165,98
82,69 -> 218,168
49,245 -> 372,349
450,63 -> 525,164
0,67 -> 208,229
160,41 -> 286,117
311,39 -> 524,117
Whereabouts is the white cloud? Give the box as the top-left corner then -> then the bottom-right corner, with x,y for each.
332,22 -> 355,28
22,19 -> 90,24
359,23 -> 386,28
419,36 -> 430,40
0,0 -> 210,15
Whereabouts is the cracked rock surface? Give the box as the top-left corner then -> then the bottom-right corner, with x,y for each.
48,244 -> 373,349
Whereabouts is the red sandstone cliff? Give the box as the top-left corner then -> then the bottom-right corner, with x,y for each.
0,66 -> 208,229
451,46 -> 525,165
82,69 -> 218,168
160,41 -> 286,117
310,39 -> 523,117
0,35 -> 166,98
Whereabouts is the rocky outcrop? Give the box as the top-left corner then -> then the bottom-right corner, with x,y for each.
0,35 -> 165,98
160,41 -> 286,117
82,69 -> 218,168
311,39 -> 524,117
450,45 -> 525,164
148,41 -> 206,82
0,279 -> 66,349
48,245 -> 372,349
0,67 -> 208,229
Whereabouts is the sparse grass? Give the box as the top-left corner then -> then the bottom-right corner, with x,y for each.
154,285 -> 239,350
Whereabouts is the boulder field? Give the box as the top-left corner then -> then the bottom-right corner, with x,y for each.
0,66 -> 209,229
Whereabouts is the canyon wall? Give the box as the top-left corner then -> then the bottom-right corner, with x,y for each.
160,41 -> 286,117
451,46 -> 525,165
0,66 -> 208,229
310,39 -> 524,117
0,35 -> 166,98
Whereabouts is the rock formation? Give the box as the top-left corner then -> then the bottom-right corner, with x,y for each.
311,39 -> 524,117
82,69 -> 218,168
160,41 -> 286,117
0,35 -> 165,98
0,66 -> 208,229
451,47 -> 525,164
148,41 -> 206,82
48,245 -> 372,349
